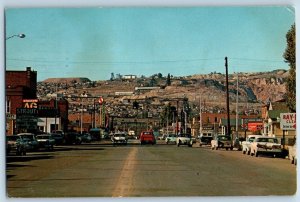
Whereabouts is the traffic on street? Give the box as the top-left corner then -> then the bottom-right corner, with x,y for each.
6,137 -> 296,197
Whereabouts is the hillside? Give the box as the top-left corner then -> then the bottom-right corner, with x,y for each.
37,70 -> 289,115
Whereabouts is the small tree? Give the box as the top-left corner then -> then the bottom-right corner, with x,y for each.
166,73 -> 171,86
283,24 -> 296,112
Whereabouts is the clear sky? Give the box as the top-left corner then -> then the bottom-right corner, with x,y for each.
5,6 -> 295,81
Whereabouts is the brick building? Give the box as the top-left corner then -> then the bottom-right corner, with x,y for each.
6,67 -> 37,134
6,67 -> 69,135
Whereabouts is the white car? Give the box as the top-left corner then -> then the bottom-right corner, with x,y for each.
165,134 -> 177,144
289,144 -> 297,165
176,134 -> 193,147
111,132 -> 128,145
250,136 -> 282,157
241,135 -> 262,155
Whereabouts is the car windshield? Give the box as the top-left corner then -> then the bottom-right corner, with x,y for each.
248,137 -> 256,142
218,136 -> 231,141
19,135 -> 34,140
37,135 -> 50,139
179,134 -> 191,138
7,136 -> 19,141
115,134 -> 126,137
257,138 -> 278,143
51,134 -> 62,138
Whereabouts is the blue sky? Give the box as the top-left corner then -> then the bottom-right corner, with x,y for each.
5,7 -> 295,81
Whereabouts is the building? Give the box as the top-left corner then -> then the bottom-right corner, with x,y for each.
38,99 -> 69,133
262,100 -> 296,146
6,67 -> 69,135
6,67 -> 37,134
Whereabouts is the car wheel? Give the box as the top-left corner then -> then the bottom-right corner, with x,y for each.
230,146 -> 233,151
255,151 -> 259,157
215,146 -> 218,150
166,141 -> 169,144
242,150 -> 246,154
247,150 -> 250,155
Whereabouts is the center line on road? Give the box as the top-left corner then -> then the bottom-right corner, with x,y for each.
112,147 -> 138,197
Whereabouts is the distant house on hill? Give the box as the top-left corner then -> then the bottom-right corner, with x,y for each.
122,75 -> 137,80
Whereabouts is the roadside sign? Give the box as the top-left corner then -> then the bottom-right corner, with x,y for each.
99,97 -> 104,104
280,113 -> 296,130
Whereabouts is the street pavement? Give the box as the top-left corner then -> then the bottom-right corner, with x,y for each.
6,140 -> 297,198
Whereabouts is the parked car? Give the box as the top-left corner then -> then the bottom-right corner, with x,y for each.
111,132 -> 128,145
176,133 -> 193,147
80,133 -> 92,143
165,134 -> 177,144
140,131 -> 156,145
6,135 -> 27,155
36,134 -> 56,150
211,135 -> 233,150
51,133 -> 65,145
17,133 -> 39,151
241,135 -> 261,155
65,132 -> 82,145
233,136 -> 246,151
199,132 -> 213,146
250,136 -> 282,157
289,144 -> 297,165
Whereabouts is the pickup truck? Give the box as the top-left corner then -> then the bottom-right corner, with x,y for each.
211,135 -> 233,150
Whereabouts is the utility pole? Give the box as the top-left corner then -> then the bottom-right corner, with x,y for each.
236,73 -> 239,138
225,57 -> 231,137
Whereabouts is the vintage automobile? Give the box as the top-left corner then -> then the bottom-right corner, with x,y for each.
165,134 -> 177,144
36,134 -> 56,150
241,135 -> 262,155
51,133 -> 65,145
65,132 -> 82,145
6,135 -> 27,155
289,144 -> 297,165
17,133 -> 39,151
111,132 -> 128,145
250,136 -> 282,157
140,131 -> 156,145
176,133 -> 193,147
80,133 -> 92,143
211,135 -> 233,150
199,132 -> 213,146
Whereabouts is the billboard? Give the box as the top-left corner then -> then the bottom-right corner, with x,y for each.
280,113 -> 296,131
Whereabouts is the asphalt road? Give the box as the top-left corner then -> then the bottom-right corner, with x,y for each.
6,140 -> 297,198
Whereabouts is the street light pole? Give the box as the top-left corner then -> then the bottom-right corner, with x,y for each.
5,32 -> 26,134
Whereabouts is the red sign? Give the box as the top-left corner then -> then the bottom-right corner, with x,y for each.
248,122 -> 263,131
99,97 -> 104,104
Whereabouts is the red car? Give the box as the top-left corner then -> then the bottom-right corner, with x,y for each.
140,131 -> 156,145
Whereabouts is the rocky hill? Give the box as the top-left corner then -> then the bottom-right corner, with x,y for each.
43,77 -> 91,84
37,69 -> 289,116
